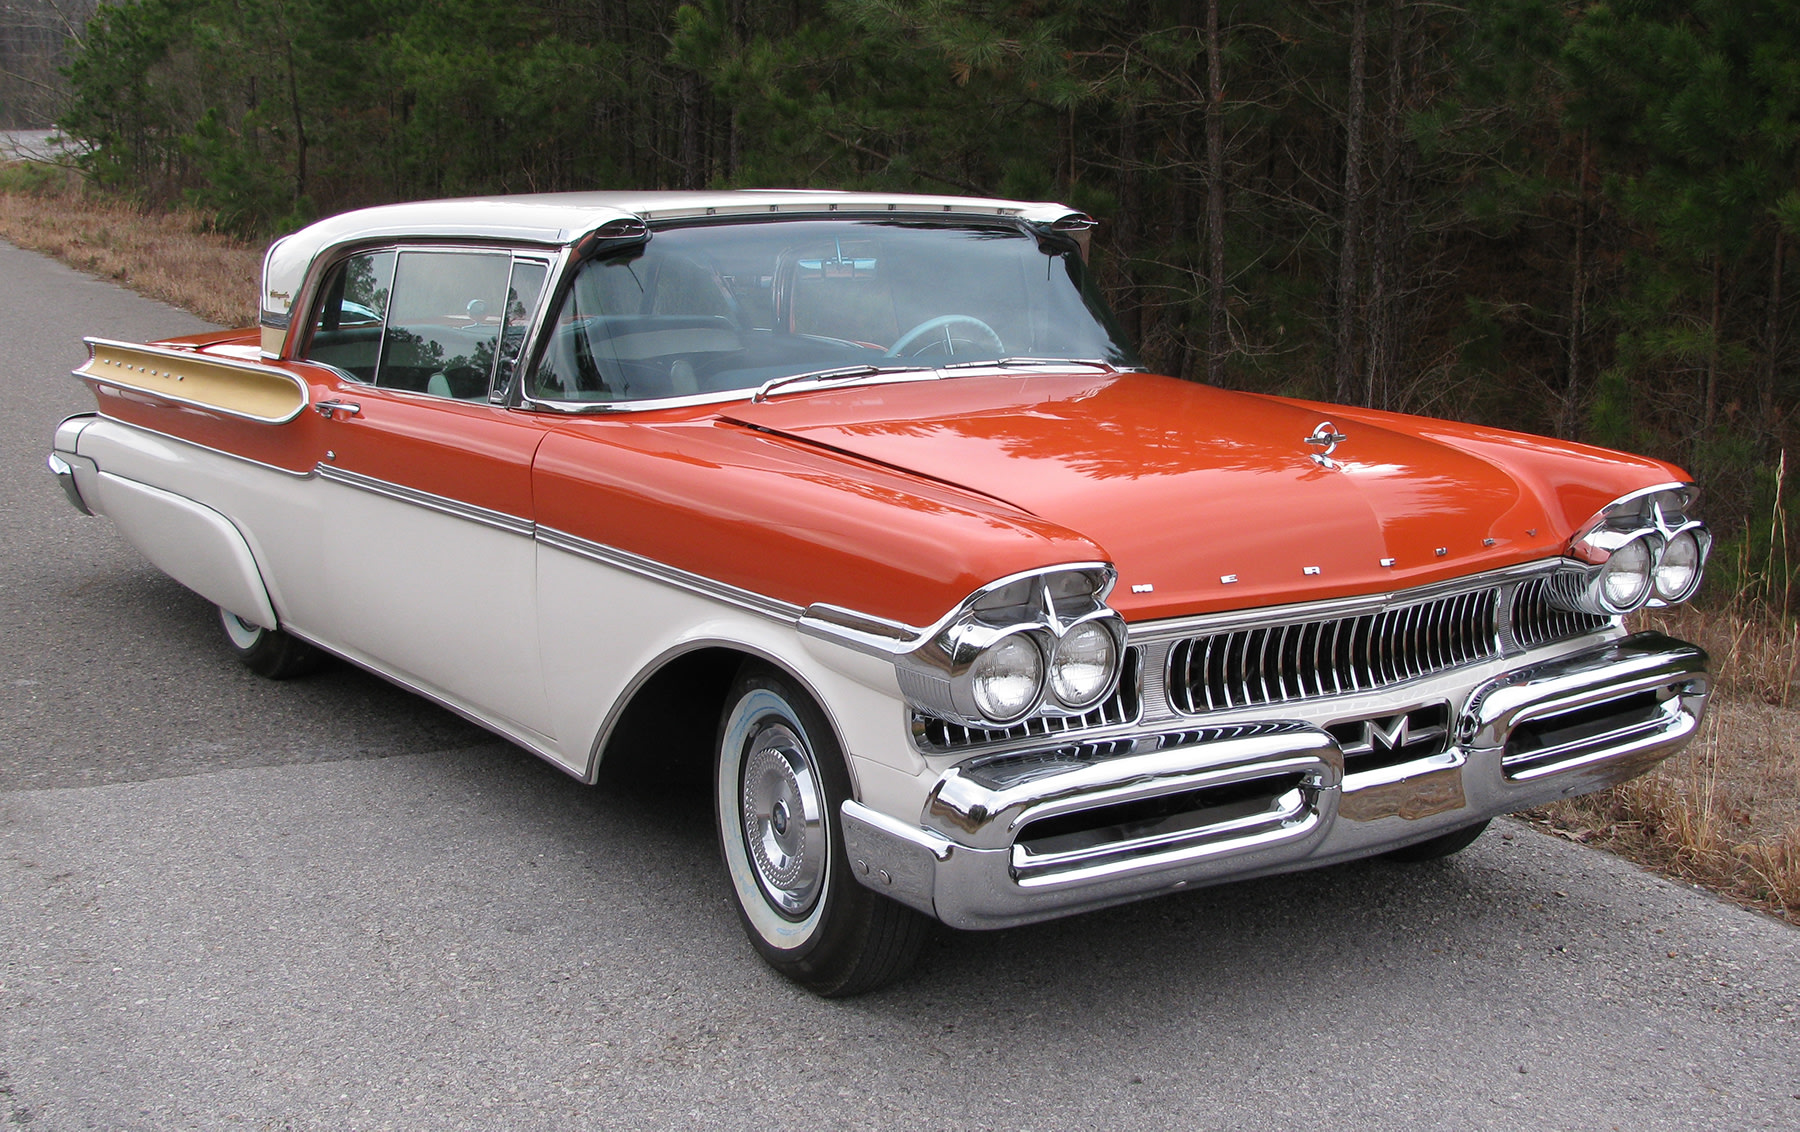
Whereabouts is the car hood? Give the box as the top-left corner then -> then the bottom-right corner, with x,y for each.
722,371 -> 1684,620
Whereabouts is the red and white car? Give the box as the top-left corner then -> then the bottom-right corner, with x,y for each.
50,191 -> 1712,994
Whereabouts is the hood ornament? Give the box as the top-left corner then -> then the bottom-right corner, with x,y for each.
1305,421 -> 1348,469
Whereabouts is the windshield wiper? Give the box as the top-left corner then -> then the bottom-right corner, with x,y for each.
751,364 -> 928,402
938,356 -> 1121,373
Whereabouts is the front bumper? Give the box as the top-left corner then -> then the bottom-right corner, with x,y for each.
842,631 -> 1708,930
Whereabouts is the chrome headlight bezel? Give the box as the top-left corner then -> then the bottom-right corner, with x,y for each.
1549,483 -> 1711,616
884,564 -> 1129,728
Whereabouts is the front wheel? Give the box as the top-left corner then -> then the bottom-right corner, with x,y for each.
715,663 -> 929,996
218,606 -> 327,679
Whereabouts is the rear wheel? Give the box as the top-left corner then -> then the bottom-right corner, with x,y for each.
218,606 -> 327,679
715,662 -> 929,996
1384,818 -> 1491,862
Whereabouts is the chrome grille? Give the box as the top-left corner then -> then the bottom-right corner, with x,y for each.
1167,589 -> 1500,713
1511,574 -> 1612,649
914,648 -> 1143,753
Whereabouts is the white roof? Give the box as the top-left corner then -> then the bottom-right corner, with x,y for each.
259,189 -> 1084,355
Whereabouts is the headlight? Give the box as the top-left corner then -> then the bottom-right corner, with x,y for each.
1548,483 -> 1710,616
1653,529 -> 1703,602
867,564 -> 1129,728
968,633 -> 1045,723
1599,535 -> 1654,611
1049,621 -> 1118,708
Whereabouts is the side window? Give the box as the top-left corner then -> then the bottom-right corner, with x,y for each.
492,260 -> 548,399
303,250 -> 395,382
376,250 -> 513,399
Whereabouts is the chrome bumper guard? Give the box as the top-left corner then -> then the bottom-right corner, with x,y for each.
48,414 -> 100,516
842,631 -> 1709,930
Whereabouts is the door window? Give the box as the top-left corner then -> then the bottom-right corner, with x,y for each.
302,248 -> 548,402
305,250 -> 395,382
376,250 -> 513,399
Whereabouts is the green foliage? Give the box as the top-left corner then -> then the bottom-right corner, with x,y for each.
47,0 -> 1800,537
0,160 -> 63,194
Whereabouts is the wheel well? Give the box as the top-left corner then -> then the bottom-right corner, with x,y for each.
595,647 -> 745,787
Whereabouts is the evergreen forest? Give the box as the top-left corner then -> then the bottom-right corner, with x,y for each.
31,0 -> 1800,559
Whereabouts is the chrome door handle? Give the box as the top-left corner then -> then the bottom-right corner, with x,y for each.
315,400 -> 361,419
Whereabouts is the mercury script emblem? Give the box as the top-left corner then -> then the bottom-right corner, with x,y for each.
1305,421 -> 1348,469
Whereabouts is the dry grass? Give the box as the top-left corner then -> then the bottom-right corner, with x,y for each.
1534,696 -> 1800,923
5,159 -> 1796,922
0,162 -> 260,327
1533,608 -> 1800,924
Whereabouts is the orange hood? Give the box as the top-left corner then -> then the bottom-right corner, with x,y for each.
723,372 -> 1688,620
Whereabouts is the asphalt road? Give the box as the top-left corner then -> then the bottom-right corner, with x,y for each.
2,237 -> 1797,1131
0,131 -> 73,163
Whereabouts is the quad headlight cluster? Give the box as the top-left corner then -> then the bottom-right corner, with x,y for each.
895,565 -> 1127,727
1549,485 -> 1711,616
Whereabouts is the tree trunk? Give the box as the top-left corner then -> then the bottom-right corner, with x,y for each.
1563,130 -> 1591,439
1764,226 -> 1786,445
680,70 -> 703,190
1333,0 -> 1369,405
1704,251 -> 1722,445
1116,100 -> 1145,349
1205,0 -> 1227,386
1363,0 -> 1407,412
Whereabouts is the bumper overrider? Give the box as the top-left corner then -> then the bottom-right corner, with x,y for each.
843,631 -> 1709,930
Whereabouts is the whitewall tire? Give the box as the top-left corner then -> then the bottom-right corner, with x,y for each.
715,662 -> 929,996
218,606 -> 326,679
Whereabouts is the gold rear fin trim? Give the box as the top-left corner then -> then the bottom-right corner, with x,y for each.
75,338 -> 309,424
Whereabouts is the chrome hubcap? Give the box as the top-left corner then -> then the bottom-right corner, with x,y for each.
740,722 -> 825,917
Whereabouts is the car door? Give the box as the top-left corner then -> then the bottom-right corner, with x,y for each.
296,245 -> 561,746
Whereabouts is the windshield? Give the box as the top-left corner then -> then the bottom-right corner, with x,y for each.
526,218 -> 1138,404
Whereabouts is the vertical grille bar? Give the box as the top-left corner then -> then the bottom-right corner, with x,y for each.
1163,576 -> 1608,718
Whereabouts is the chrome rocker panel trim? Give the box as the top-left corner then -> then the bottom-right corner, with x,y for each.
842,631 -> 1708,930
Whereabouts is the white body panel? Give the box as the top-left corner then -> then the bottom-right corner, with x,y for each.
535,541 -> 927,797
75,420 -> 324,633
65,416 -> 932,820
89,471 -> 279,629
319,480 -> 553,743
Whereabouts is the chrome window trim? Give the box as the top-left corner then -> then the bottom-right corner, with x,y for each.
535,526 -> 804,623
314,464 -> 536,537
282,237 -> 568,361
289,240 -> 563,366
488,252 -> 559,405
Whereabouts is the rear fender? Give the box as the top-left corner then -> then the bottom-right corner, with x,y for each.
89,472 -> 279,630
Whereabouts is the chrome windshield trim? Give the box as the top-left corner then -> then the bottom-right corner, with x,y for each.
520,367 -> 950,415
535,527 -> 804,623
751,364 -> 934,403
314,464 -> 535,537
936,357 -> 1124,373
1126,560 -> 1569,645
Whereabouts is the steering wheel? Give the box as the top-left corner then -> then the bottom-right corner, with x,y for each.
885,315 -> 1004,359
